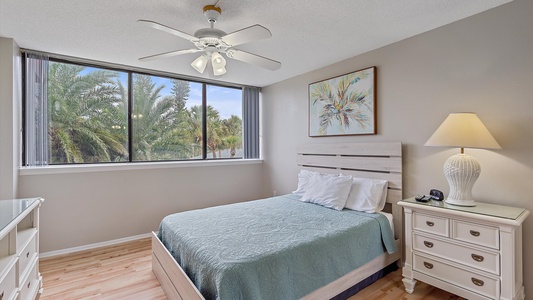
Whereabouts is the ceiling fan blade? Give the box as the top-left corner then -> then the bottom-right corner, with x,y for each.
225,49 -> 281,71
139,49 -> 202,61
221,25 -> 272,46
138,20 -> 197,42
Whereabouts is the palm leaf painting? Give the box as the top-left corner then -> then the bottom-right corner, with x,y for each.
309,67 -> 376,136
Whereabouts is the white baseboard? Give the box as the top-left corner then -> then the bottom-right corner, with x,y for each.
40,233 -> 152,259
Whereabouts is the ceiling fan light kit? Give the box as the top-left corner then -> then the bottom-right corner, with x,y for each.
213,66 -> 226,76
138,4 -> 281,76
211,51 -> 226,68
191,55 -> 208,73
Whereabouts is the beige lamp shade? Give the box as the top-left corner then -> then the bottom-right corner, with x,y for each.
424,113 -> 501,150
424,113 -> 500,206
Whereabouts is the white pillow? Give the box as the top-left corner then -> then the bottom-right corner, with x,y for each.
292,169 -> 337,196
292,169 -> 316,196
300,173 -> 353,211
345,177 -> 388,213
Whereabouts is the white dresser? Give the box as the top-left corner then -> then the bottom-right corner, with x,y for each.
0,198 -> 44,300
399,198 -> 529,300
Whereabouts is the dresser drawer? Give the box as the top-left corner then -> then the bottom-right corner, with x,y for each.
452,220 -> 499,249
413,234 -> 500,275
18,262 -> 39,300
413,254 -> 499,299
18,234 -> 37,280
413,212 -> 449,237
0,264 -> 17,300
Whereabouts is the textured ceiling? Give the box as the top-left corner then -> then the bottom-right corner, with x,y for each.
0,0 -> 511,87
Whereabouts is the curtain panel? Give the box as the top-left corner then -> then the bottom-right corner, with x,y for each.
24,53 -> 49,166
243,86 -> 260,159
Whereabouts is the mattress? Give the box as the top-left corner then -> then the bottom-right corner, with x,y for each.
158,194 -> 397,300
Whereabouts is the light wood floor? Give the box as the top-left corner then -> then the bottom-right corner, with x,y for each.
40,238 -> 165,299
40,238 -> 464,300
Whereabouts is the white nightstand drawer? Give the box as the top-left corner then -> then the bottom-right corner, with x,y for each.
0,264 -> 17,300
18,234 -> 37,280
452,220 -> 499,249
413,234 -> 500,275
18,262 -> 38,300
413,254 -> 499,299
413,212 -> 448,237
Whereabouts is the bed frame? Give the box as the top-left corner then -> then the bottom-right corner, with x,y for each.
152,142 -> 403,300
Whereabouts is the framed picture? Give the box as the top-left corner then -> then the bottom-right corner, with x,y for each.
308,66 -> 376,137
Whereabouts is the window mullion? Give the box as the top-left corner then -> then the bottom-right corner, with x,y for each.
202,83 -> 207,159
128,72 -> 133,162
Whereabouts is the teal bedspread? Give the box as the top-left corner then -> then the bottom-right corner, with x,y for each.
158,194 -> 397,300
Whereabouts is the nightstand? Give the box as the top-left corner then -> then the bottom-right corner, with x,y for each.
0,198 -> 44,300
398,198 -> 529,300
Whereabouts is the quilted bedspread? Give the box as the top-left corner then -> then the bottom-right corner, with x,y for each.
158,194 -> 397,300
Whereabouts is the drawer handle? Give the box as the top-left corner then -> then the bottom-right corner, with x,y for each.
472,277 -> 484,286
470,230 -> 481,237
1,290 -> 4,300
27,251 -> 30,258
426,221 -> 434,227
423,262 -> 434,269
423,241 -> 434,248
471,254 -> 484,262
27,282 -> 31,289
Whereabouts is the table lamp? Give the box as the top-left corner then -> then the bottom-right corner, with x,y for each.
424,113 -> 501,206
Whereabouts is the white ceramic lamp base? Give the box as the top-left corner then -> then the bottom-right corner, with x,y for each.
443,153 -> 480,206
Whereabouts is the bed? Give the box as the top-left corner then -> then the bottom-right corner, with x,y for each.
152,142 -> 403,300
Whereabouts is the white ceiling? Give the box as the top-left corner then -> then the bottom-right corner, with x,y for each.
0,0 -> 511,87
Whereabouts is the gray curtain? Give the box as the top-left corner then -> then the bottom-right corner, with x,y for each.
243,86 -> 260,159
25,53 -> 49,166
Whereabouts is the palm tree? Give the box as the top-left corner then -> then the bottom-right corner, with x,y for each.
187,105 -> 203,158
221,115 -> 242,157
131,75 -> 192,161
152,79 -> 193,159
206,105 -> 223,158
186,105 -> 227,158
48,62 -> 127,163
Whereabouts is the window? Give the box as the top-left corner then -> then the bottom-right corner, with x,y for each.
23,53 -> 257,166
131,74 -> 198,162
206,85 -> 243,159
47,62 -> 129,163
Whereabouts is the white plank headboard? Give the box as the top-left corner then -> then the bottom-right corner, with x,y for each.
296,142 -> 403,239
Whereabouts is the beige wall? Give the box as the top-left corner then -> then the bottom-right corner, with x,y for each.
0,38 -> 21,199
262,0 -> 533,294
19,162 -> 263,252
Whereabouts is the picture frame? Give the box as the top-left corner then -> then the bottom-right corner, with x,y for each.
308,66 -> 376,137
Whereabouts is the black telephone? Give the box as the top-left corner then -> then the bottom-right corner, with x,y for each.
429,189 -> 444,201
415,194 -> 432,202
415,189 -> 444,202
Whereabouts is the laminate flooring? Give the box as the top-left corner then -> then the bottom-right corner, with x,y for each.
39,238 -> 464,300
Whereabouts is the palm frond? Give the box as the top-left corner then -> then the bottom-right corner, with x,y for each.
310,82 -> 334,105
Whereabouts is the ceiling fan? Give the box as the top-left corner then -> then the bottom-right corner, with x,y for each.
138,4 -> 281,76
